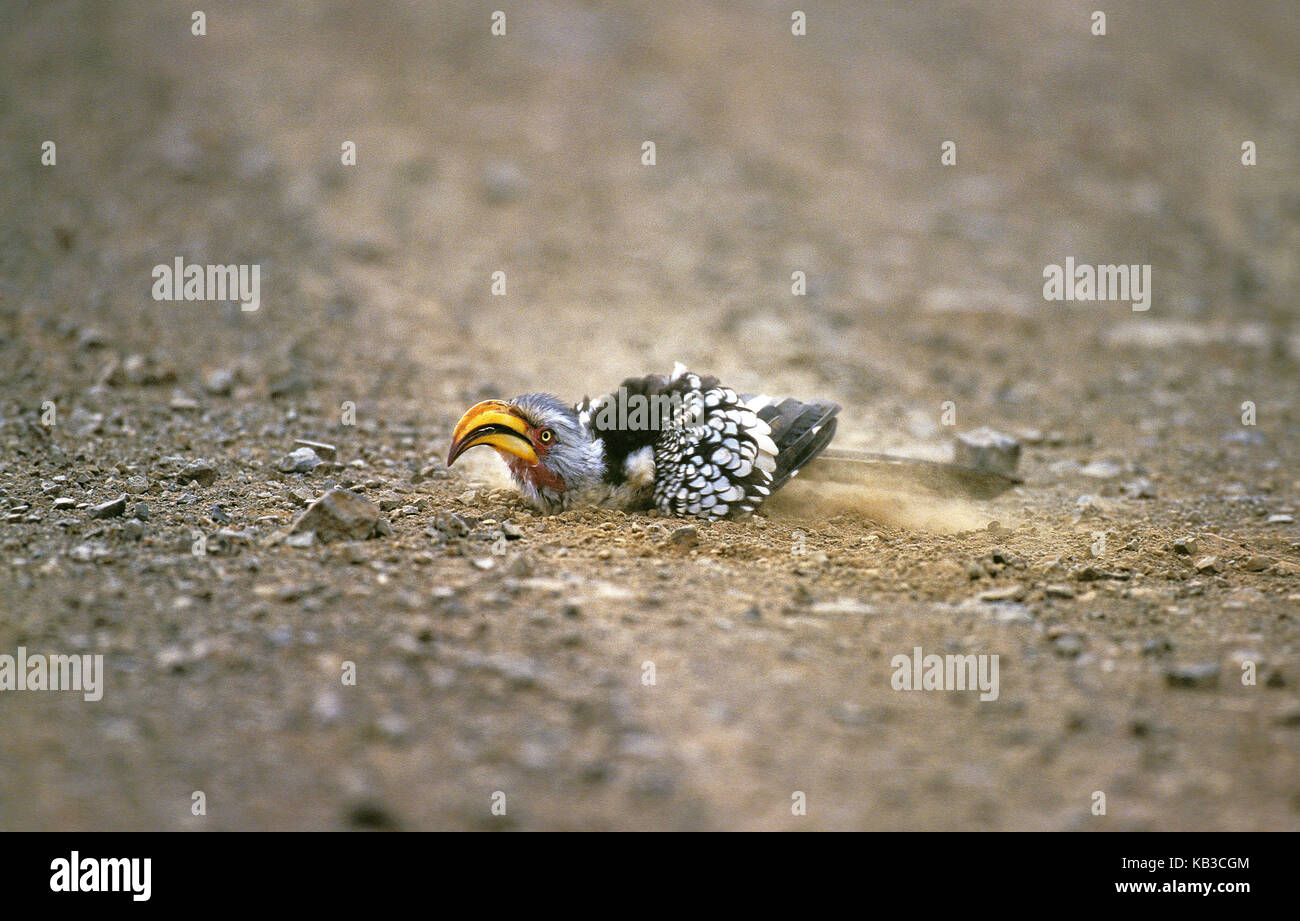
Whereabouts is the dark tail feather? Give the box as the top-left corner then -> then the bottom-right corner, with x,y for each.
756,398 -> 841,492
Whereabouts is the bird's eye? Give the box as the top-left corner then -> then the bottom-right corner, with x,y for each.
538,428 -> 554,444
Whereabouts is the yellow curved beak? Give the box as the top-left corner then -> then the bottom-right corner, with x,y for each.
446,400 -> 538,467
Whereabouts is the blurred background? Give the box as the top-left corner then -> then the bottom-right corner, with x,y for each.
6,1 -> 1297,440
1,1 -> 1298,830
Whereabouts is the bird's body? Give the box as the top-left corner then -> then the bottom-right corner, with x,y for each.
447,363 -> 839,520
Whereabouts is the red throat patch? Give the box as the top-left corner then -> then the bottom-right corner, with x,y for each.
499,451 -> 566,493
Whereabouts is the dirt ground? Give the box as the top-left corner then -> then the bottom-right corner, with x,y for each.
1,1 -> 1298,830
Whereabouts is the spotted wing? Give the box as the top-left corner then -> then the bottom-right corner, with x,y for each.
650,367 -> 781,520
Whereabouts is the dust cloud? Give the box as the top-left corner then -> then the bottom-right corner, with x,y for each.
764,478 -> 994,534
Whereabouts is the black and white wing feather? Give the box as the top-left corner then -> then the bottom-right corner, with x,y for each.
651,367 -> 780,519
747,395 -> 840,492
579,364 -> 840,520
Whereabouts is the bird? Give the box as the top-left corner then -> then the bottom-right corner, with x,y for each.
446,363 -> 1018,521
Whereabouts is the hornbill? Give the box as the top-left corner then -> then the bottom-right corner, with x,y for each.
447,364 -> 1017,521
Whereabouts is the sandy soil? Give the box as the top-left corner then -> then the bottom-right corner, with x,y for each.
1,0 -> 1298,830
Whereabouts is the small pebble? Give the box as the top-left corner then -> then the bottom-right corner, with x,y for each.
953,428 -> 1020,478
89,495 -> 127,519
203,369 -> 235,395
294,439 -> 337,461
668,525 -> 699,547
176,461 -> 218,487
979,584 -> 1026,603
1164,663 -> 1220,689
277,446 -> 323,474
